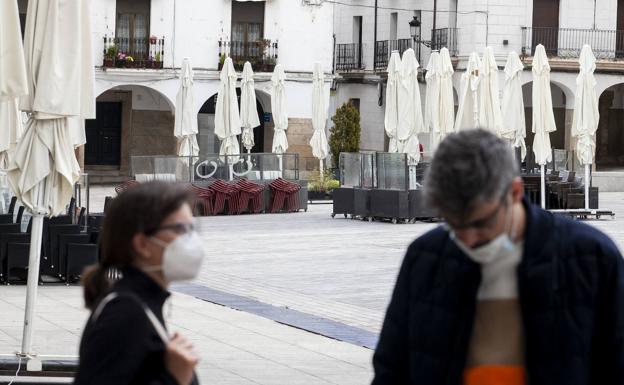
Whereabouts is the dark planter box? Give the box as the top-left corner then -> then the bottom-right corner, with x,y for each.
409,190 -> 437,219
353,188 -> 371,218
370,189 -> 410,221
308,191 -> 328,201
332,187 -> 354,217
566,187 -> 599,209
103,59 -> 114,68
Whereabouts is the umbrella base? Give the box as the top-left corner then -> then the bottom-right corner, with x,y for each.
548,209 -> 615,221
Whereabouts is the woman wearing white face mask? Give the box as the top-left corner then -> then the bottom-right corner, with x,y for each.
75,182 -> 204,385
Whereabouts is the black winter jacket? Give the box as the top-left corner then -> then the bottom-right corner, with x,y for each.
74,267 -> 199,385
372,200 -> 624,385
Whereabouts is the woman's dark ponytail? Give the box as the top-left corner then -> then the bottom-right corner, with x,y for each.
81,264 -> 111,310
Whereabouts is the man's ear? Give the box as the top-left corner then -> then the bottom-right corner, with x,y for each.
511,177 -> 524,203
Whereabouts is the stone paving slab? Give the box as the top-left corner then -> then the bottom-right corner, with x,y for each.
0,287 -> 373,384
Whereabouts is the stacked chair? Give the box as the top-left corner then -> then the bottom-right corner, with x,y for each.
209,179 -> 241,215
269,178 -> 301,213
236,179 -> 265,214
0,197 -> 101,285
190,184 -> 214,216
114,177 -> 304,217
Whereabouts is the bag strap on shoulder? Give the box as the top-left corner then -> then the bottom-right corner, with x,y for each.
91,291 -> 170,344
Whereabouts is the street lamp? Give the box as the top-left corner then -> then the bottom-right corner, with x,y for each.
409,16 -> 421,41
409,16 -> 422,64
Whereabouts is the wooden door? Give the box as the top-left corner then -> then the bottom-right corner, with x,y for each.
85,102 -> 122,166
617,0 -> 624,57
532,0 -> 560,56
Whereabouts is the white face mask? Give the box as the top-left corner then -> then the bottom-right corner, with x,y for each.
144,232 -> 205,282
448,200 -> 516,264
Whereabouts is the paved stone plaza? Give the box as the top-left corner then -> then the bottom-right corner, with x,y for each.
2,189 -> 624,384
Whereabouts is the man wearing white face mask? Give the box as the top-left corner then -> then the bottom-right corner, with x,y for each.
75,182 -> 204,385
372,129 -> 624,385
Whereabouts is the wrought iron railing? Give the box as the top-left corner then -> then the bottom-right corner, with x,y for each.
374,39 -> 412,70
102,35 -> 165,69
522,27 -> 624,59
335,43 -> 365,72
431,28 -> 459,55
218,39 -> 278,72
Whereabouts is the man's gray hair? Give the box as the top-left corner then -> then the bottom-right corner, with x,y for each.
424,129 -> 520,220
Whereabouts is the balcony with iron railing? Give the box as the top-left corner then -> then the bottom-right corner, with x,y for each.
431,28 -> 459,56
102,35 -> 165,69
335,43 -> 365,72
218,39 -> 278,72
522,27 -> 624,60
374,39 -> 412,71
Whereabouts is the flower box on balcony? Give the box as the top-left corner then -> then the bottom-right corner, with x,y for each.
103,58 -> 115,68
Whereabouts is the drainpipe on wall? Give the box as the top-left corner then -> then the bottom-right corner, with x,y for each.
432,0 -> 437,33
373,0 -> 378,66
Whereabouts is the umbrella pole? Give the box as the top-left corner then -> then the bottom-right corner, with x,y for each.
409,165 -> 417,190
20,181 -> 47,357
585,164 -> 590,210
320,159 -> 324,182
540,164 -> 546,209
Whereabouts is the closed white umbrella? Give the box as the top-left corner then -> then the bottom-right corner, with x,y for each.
0,0 -> 28,169
532,44 -> 557,208
385,51 -> 402,153
271,64 -> 288,175
571,44 -> 599,210
479,47 -> 504,136
424,51 -> 441,146
454,52 -> 481,131
0,100 -> 25,169
8,0 -> 95,356
310,62 -> 329,177
240,62 -> 260,154
399,49 -> 425,189
427,48 -> 455,151
501,51 -> 526,161
175,58 -> 199,157
215,57 -> 241,179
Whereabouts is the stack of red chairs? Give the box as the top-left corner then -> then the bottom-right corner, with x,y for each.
268,178 -> 301,213
209,180 -> 240,215
189,184 -> 214,216
236,180 -> 266,214
114,180 -> 139,195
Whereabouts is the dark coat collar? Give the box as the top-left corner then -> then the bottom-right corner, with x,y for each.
115,265 -> 171,316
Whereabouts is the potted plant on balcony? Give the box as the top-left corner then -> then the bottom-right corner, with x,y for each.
115,52 -> 126,68
155,51 -> 163,69
263,56 -> 276,72
103,45 -> 117,68
218,53 -> 226,70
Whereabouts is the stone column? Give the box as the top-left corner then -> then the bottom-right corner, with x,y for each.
596,91 -> 614,167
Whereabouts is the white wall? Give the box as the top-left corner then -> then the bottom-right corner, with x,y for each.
266,1 -> 334,72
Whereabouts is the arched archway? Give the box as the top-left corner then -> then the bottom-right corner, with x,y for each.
521,81 -> 568,152
596,83 -> 624,170
86,84 -> 175,174
197,88 -> 267,155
